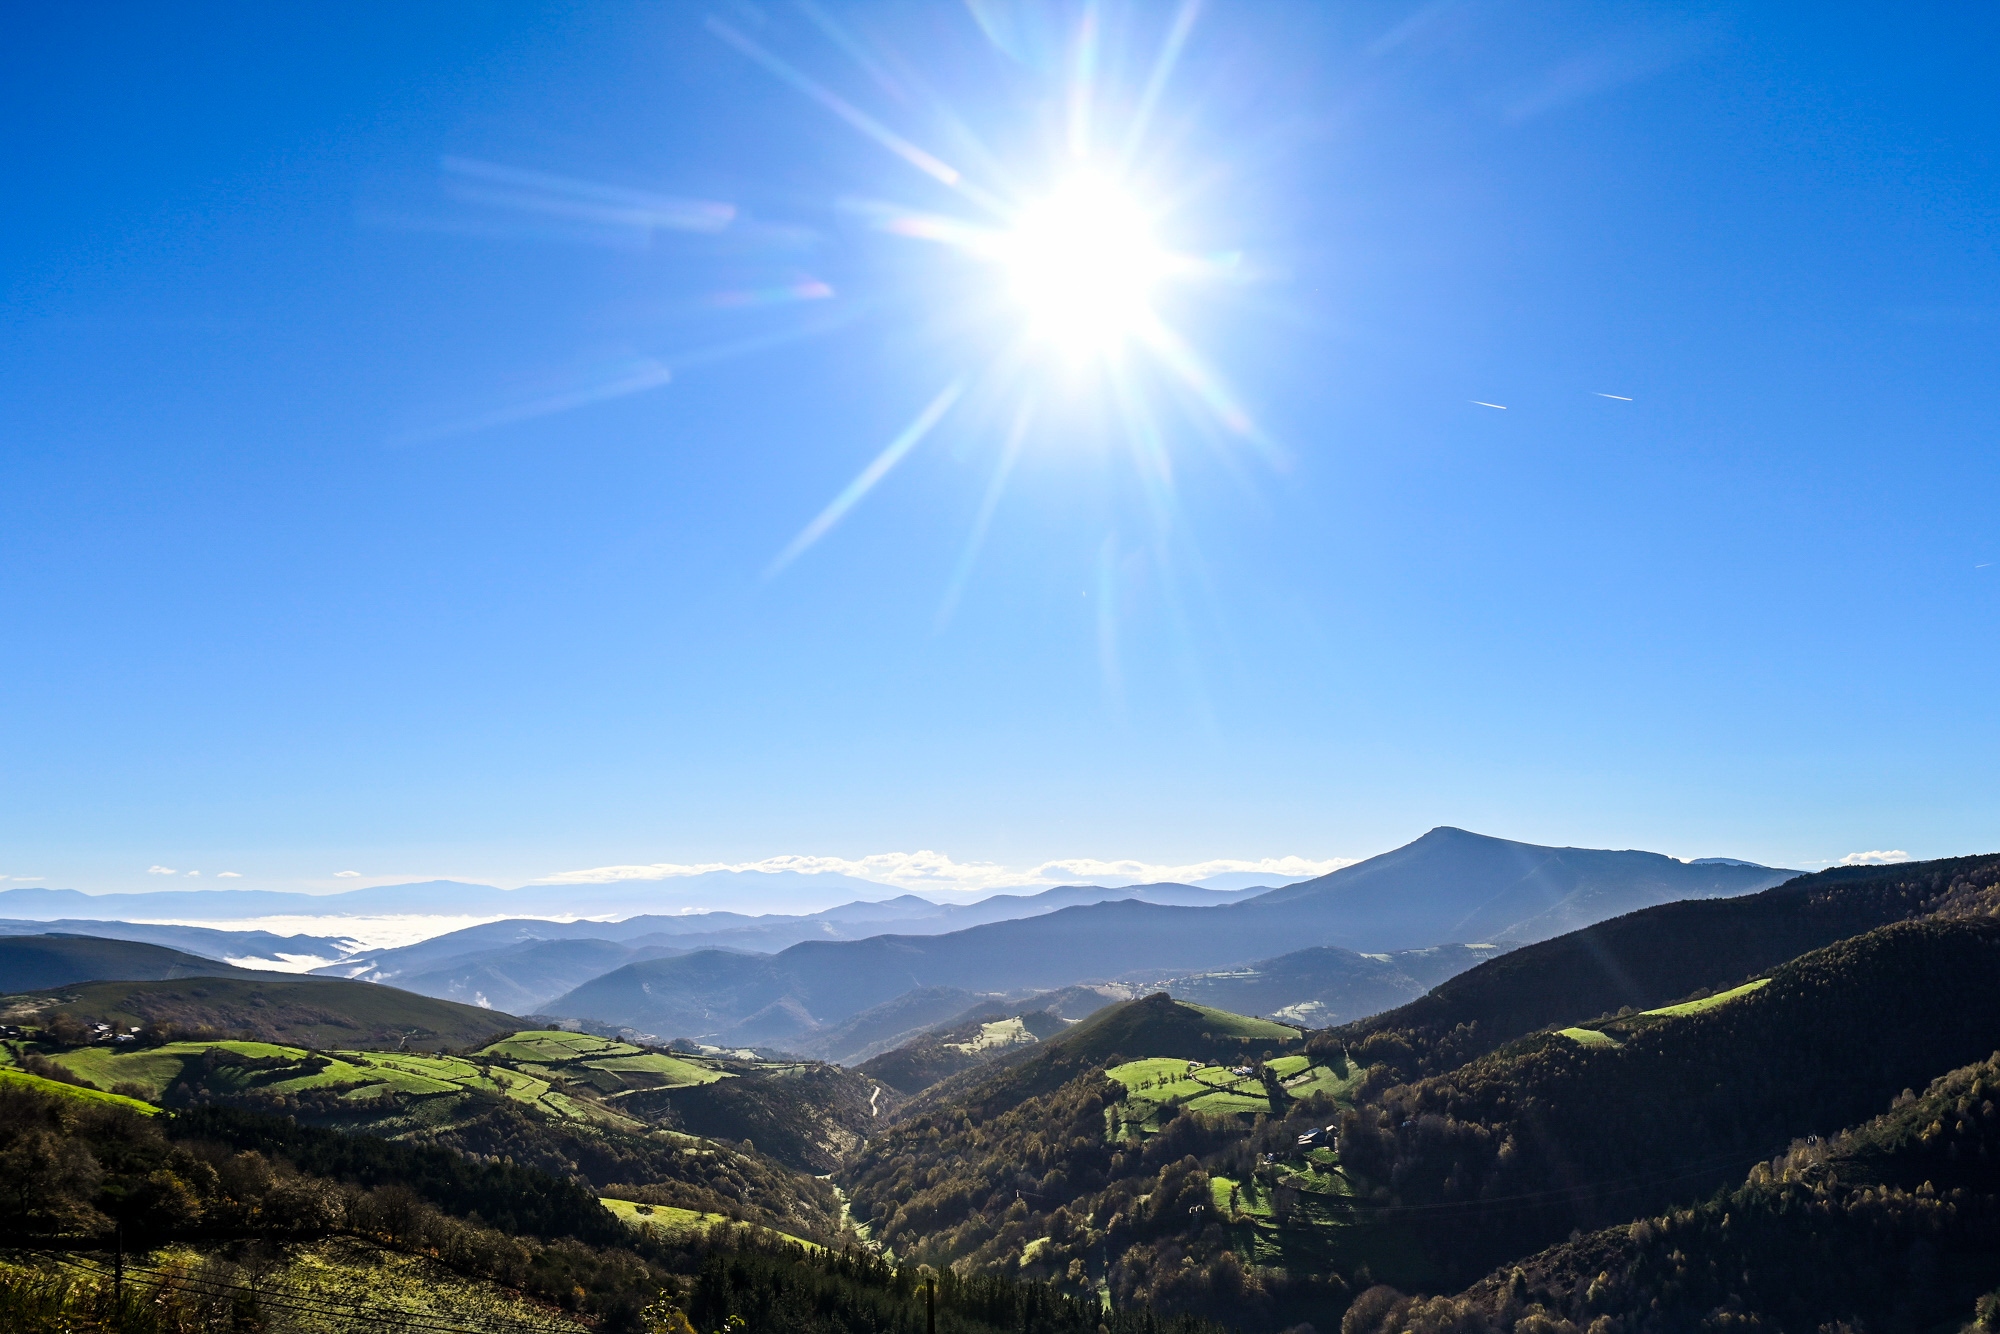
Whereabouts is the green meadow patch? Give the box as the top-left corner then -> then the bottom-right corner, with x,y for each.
0,1066 -> 160,1114
1639,976 -> 1770,1018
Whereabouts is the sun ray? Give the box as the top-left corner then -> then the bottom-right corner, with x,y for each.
706,18 -> 1012,216
709,0 -> 1280,634
1120,0 -> 1202,169
935,395 -> 1035,630
1066,0 -> 1102,161
767,378 -> 966,576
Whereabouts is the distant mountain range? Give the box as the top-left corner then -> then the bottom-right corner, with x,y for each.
0,917 -> 354,965
0,935 -> 258,992
543,829 -> 1795,1045
306,881 -> 1260,1010
0,829 -> 1796,1053
0,870 -> 906,922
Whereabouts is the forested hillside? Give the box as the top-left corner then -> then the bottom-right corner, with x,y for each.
1323,852 -> 2000,1079
8,850 -> 2000,1334
0,1077 -> 1225,1334
1346,1051 -> 2000,1334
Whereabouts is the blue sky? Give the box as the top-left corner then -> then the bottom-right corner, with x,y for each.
3,2 -> 1997,900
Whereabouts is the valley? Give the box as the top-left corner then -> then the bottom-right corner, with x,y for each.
3,841 -> 1998,1334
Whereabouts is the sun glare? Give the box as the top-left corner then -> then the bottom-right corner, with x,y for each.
1001,178 -> 1168,359
717,1 -> 1273,581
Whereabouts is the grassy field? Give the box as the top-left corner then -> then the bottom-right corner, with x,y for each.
944,1018 -> 1038,1055
30,1041 -> 473,1102
1178,1003 -> 1301,1042
1206,1168 -> 1436,1286
20,1237 -> 587,1334
479,1030 -> 724,1089
1639,977 -> 1770,1018
602,1197 -> 824,1252
0,1066 -> 160,1113
1555,978 -> 1775,1046
1107,1050 -> 1360,1134
600,1196 -> 733,1230
24,1033 -> 724,1131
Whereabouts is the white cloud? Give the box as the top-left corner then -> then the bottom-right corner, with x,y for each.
334,870 -> 362,878
1838,850 -> 1909,866
535,850 -> 1357,894
186,871 -> 200,877
147,865 -> 178,875
217,872 -> 242,878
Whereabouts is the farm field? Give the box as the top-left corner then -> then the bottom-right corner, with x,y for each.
9,1028 -> 739,1131
0,1065 -> 159,1113
1557,978 -> 1774,1046
1107,1049 -> 1358,1134
1179,1003 -> 1301,1042
600,1196 -> 824,1252
944,1017 -> 1038,1054
1639,976 -> 1770,1018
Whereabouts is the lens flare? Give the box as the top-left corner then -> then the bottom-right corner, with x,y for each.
1002,178 -> 1168,360
722,0 -> 1275,614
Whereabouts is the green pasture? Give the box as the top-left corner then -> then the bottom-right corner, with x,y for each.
1557,1027 -> 1621,1048
945,1018 -> 1036,1055
478,1030 -> 636,1063
1640,977 -> 1770,1018
1180,1003 -> 1300,1042
0,1066 -> 160,1114
38,1041 -> 502,1103
1109,1051 -> 1355,1131
1285,1062 -> 1362,1100
602,1197 -> 822,1252
1208,1170 -> 1435,1287
477,1030 -> 724,1096
586,1052 -> 720,1086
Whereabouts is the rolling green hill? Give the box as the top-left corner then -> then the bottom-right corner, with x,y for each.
0,1075 -> 1216,1334
1328,915 -> 2000,1284
3,1022 -> 862,1238
935,993 -> 1302,1116
1317,851 -> 2000,1080
0,974 -> 520,1050
840,995 -> 1358,1328
857,1008 -> 1071,1095
0,933 -> 254,990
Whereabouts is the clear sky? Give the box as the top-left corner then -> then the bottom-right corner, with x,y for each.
4,2 -> 1997,899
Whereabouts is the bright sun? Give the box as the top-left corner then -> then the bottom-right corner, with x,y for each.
1001,177 -> 1169,359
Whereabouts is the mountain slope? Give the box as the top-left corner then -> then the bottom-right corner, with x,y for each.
1331,914 -> 2000,1283
317,882 -> 1253,985
0,934 -> 256,990
394,937 -> 689,1014
1317,850 -> 2000,1078
1148,942 -> 1505,1029
1352,1057 -> 2000,1334
547,830 -> 1788,1043
1244,826 -> 1793,945
1,974 -> 520,1049
0,918 -> 352,965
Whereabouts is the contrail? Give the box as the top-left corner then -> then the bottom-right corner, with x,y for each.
1595,392 -> 1634,401
1470,400 -> 1506,410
